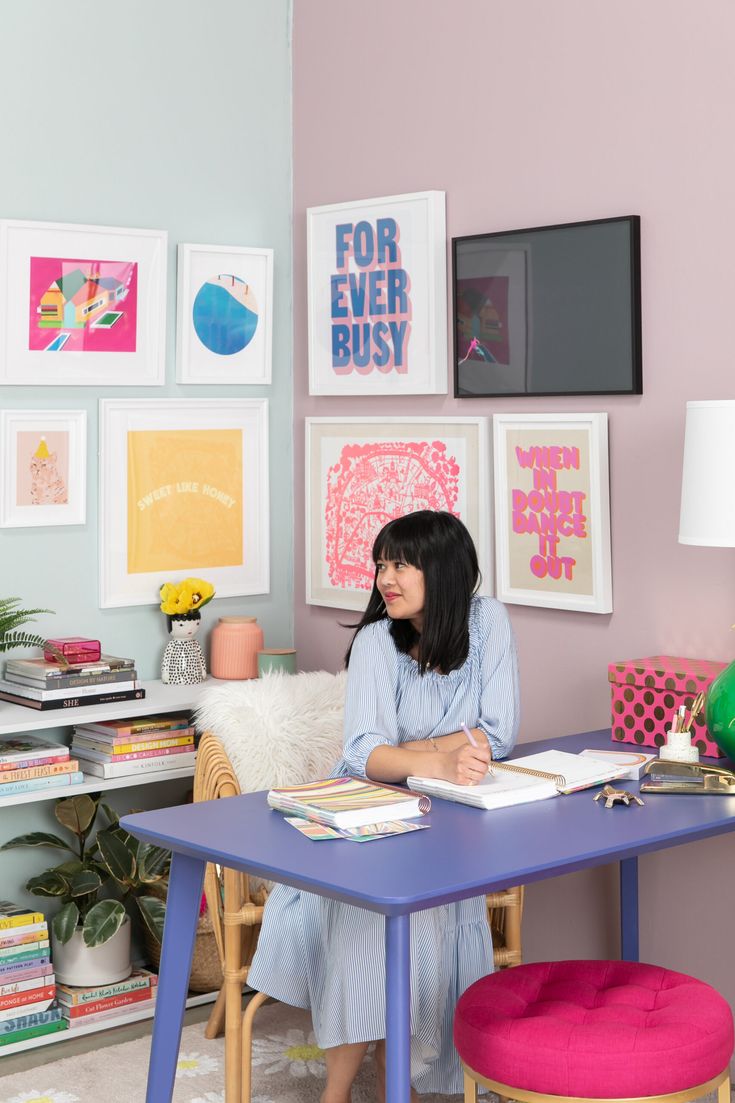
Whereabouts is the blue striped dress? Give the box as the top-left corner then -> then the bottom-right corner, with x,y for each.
247,595 -> 519,1093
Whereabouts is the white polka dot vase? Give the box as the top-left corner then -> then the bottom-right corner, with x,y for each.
161,612 -> 207,685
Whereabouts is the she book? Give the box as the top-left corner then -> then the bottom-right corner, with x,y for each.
0,688 -> 145,711
267,776 -> 431,829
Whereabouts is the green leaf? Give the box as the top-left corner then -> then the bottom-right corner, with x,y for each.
96,830 -> 136,886
55,794 -> 98,837
52,901 -> 79,944
53,859 -> 85,876
26,870 -> 70,897
100,802 -> 119,827
1,831 -> 74,854
136,894 -> 167,944
69,869 -> 102,897
82,900 -> 126,948
137,843 -> 171,883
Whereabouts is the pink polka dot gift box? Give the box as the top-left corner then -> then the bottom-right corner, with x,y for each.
609,655 -> 728,758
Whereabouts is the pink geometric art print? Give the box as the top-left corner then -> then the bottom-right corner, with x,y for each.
28,256 -> 138,354
325,439 -> 461,591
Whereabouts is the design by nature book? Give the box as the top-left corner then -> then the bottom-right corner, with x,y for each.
407,749 -> 628,811
268,776 -> 431,829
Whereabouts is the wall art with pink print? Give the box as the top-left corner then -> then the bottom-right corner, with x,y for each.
0,409 -> 87,528
306,417 -> 490,610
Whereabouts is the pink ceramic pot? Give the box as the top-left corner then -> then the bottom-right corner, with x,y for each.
209,616 -> 264,680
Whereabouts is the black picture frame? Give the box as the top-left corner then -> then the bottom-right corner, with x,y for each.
452,215 -> 642,398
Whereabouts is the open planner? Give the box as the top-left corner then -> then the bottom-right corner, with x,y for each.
407,749 -> 627,811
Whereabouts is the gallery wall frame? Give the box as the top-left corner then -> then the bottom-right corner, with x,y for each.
0,219 -> 167,387
0,409 -> 87,528
99,398 -> 269,608
307,190 -> 447,396
306,416 -> 490,610
176,243 -> 274,385
492,411 -> 612,613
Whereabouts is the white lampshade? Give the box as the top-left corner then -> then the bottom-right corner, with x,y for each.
679,400 -> 735,546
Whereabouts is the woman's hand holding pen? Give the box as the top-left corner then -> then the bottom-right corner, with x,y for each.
441,741 -> 491,785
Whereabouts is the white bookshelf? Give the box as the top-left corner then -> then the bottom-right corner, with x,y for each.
0,990 -> 217,1057
0,678 -> 219,809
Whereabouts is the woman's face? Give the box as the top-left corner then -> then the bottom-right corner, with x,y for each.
375,556 -> 426,630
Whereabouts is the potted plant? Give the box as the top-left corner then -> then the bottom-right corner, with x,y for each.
1,793 -> 169,986
0,597 -> 63,659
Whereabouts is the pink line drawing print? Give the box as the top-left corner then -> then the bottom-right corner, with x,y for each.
324,439 -> 461,590
27,435 -> 68,505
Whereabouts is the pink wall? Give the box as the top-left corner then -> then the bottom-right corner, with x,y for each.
292,0 -> 735,998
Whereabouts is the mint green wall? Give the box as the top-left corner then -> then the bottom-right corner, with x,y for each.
1,1 -> 292,910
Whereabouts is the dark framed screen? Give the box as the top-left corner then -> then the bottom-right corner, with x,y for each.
452,215 -> 642,397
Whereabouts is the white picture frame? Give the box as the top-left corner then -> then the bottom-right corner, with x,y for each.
307,190 -> 447,395
0,219 -> 167,386
493,411 -> 612,613
176,243 -> 274,385
0,409 -> 87,528
99,398 -> 269,608
306,416 -> 490,610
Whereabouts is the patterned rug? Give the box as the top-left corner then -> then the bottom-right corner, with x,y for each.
0,1001 -> 466,1103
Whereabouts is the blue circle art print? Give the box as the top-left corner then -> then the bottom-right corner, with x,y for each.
192,273 -> 259,356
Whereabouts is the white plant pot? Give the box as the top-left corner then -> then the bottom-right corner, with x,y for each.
52,915 -> 132,987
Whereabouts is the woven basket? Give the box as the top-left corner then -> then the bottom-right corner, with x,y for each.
144,907 -> 223,994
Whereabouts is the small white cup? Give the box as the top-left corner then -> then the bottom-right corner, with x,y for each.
659,728 -> 700,763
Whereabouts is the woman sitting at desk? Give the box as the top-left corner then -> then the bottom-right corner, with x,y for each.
247,510 -> 520,1102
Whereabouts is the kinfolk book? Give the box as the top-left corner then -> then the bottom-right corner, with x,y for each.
267,776 -> 431,829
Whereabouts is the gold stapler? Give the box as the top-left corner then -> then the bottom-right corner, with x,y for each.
640,759 -> 735,795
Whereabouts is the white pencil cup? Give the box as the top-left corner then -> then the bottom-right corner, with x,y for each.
660,728 -> 700,763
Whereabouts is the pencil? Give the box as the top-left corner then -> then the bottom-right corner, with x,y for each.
461,723 -> 479,748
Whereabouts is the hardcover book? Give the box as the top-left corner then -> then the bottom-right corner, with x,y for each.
0,688 -> 145,711
0,761 -> 79,786
0,677 -> 138,702
0,772 -> 84,797
73,715 -> 191,737
0,1017 -> 67,1045
75,753 -> 196,778
57,967 -> 157,1006
0,1004 -> 63,1033
0,737 -> 69,766
5,668 -> 138,691
71,742 -> 194,764
267,776 -> 431,829
0,903 -> 44,931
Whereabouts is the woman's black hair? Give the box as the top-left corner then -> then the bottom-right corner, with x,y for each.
344,510 -> 480,674
166,609 -> 202,633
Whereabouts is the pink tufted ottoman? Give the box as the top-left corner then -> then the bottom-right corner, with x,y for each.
454,960 -> 733,1103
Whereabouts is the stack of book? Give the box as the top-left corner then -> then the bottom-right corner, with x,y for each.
0,901 -> 67,1048
0,734 -> 84,798
0,653 -> 145,712
57,967 -> 158,1029
71,715 -> 196,778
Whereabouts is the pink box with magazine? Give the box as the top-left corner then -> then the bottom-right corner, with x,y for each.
609,655 -> 728,758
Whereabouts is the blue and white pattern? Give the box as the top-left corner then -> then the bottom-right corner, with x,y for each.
248,596 -> 520,1094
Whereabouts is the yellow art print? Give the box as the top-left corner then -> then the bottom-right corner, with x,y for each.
127,428 -> 243,573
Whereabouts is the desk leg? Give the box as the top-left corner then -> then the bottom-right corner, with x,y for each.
385,913 -> 411,1103
620,856 -> 639,962
145,851 -> 205,1103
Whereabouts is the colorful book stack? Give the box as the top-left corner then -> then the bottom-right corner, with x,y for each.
0,653 -> 145,712
56,967 -> 158,1029
0,734 -> 84,798
71,715 -> 196,778
0,901 -> 67,1048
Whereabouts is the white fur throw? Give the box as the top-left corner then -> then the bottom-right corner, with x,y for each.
195,670 -> 347,793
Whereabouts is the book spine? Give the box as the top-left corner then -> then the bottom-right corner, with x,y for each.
72,743 -> 193,764
0,971 -> 53,996
0,983 -> 55,1012
0,679 -> 138,702
0,995 -> 53,1022
0,753 -> 70,771
73,733 -> 194,755
0,909 -> 44,931
57,974 -> 155,1005
0,940 -> 50,963
75,717 -> 189,737
0,956 -> 50,977
0,924 -> 48,949
76,754 -> 195,778
0,1005 -> 63,1034
65,987 -> 154,1017
0,772 -> 83,797
5,669 -> 137,690
73,725 -> 193,746
0,761 -> 78,785
0,688 -> 146,711
0,1017 -> 67,1044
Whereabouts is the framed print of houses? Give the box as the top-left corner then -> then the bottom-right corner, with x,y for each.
493,412 -> 612,613
307,191 -> 447,395
305,416 -> 490,610
176,243 -> 274,384
99,398 -> 269,608
0,220 -> 167,386
0,409 -> 86,528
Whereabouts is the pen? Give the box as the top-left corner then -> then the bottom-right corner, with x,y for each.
461,723 -> 479,748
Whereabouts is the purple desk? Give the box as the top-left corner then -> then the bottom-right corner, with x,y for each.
121,729 -> 735,1103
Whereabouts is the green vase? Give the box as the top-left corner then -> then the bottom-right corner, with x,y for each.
706,659 -> 735,761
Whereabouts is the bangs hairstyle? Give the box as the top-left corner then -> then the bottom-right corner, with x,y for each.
344,510 -> 480,674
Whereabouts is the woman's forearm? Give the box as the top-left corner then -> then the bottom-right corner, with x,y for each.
366,743 -> 444,783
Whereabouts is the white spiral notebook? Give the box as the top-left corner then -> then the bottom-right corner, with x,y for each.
407,749 -> 627,811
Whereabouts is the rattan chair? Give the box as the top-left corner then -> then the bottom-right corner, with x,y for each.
192,729 -> 525,1103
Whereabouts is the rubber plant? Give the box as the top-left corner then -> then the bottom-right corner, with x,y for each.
0,597 -> 63,660
1,793 -> 169,948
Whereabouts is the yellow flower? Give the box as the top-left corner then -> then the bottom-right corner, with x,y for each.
159,578 -> 215,615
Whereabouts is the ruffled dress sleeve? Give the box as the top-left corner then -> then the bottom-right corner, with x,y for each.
341,622 -> 400,778
474,597 -> 520,761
